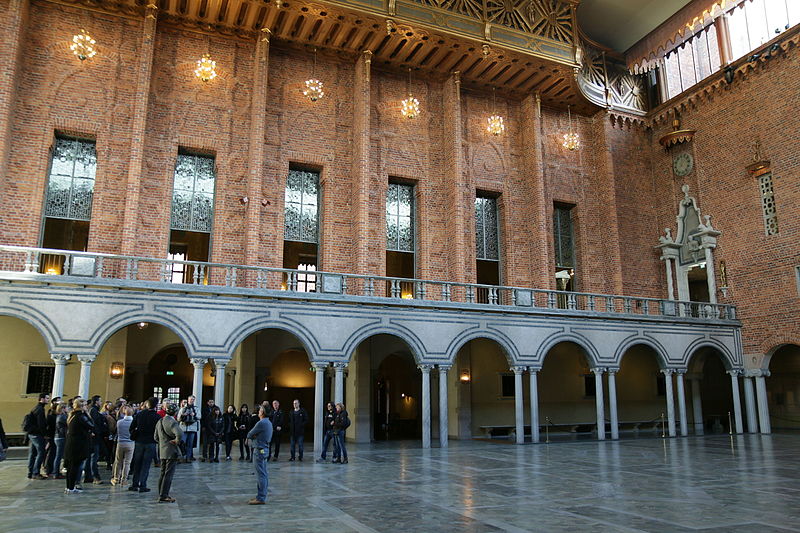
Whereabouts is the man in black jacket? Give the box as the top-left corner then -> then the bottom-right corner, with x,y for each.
288,399 -> 308,462
128,397 -> 161,493
25,393 -> 49,479
268,400 -> 283,462
84,395 -> 107,484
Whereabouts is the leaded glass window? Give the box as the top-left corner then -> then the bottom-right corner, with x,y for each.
475,196 -> 499,261
386,183 -> 414,252
45,136 -> 97,221
284,169 -> 319,243
758,172 -> 778,236
170,153 -> 215,233
553,205 -> 575,269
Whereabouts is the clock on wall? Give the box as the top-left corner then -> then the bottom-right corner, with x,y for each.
672,152 -> 694,177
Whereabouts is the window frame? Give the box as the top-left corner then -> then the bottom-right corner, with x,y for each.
20,361 -> 55,399
284,166 -> 321,244
170,150 -> 217,234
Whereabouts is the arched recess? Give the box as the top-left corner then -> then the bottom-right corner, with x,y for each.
229,327 -> 316,441
615,344 -> 667,432
538,341 -> 598,438
765,343 -> 800,430
686,347 -> 735,434
454,337 -> 518,440
536,333 -> 601,368
346,333 -> 422,443
445,328 -> 520,366
343,324 -> 426,365
0,314 -> 55,427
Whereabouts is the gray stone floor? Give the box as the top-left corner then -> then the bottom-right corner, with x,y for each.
1,435 -> 799,532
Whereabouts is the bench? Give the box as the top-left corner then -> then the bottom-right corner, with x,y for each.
5,432 -> 28,447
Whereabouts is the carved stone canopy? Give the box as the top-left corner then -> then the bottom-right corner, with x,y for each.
657,184 -> 720,266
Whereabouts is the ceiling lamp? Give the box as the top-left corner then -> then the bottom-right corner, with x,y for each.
194,53 -> 217,82
303,48 -> 324,102
400,68 -> 420,119
71,29 -> 97,61
486,87 -> 505,136
562,105 -> 580,151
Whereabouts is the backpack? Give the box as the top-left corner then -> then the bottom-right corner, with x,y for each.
341,413 -> 351,430
22,412 -> 36,433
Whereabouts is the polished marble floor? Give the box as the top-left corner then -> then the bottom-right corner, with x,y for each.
1,435 -> 799,532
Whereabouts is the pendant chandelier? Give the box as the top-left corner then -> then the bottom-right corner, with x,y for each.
400,68 -> 420,119
194,53 -> 217,82
303,48 -> 325,102
71,29 -> 97,61
486,87 -> 505,136
562,105 -> 580,151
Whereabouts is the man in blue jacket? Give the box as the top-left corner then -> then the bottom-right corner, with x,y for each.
246,406 -> 273,505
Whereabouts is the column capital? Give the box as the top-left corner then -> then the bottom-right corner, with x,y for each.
190,357 -> 208,369
438,364 -> 452,372
511,366 -> 526,374
213,357 -> 231,367
311,362 -> 328,372
590,367 -> 606,375
259,26 -> 271,42
50,353 -> 71,364
418,364 -> 433,373
77,354 -> 96,364
727,369 -> 741,377
606,367 -> 620,375
332,362 -> 348,370
674,368 -> 688,375
528,366 -> 542,373
660,368 -> 675,376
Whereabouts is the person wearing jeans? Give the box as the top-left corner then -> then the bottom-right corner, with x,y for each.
317,402 -> 338,462
154,402 -> 183,503
288,399 -> 307,461
178,396 -> 199,462
332,403 -> 350,464
111,406 -> 135,486
53,403 -> 68,478
246,406 -> 273,505
128,397 -> 161,493
25,393 -> 49,479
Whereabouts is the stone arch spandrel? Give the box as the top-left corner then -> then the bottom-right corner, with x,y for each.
343,322 -> 427,364
684,338 -> 739,371
92,316 -> 195,359
614,334 -> 670,369
445,326 -> 521,366
536,331 -> 601,368
223,318 -> 322,361
0,311 -> 55,354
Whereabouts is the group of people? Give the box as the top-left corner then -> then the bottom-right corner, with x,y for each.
19,392 -> 350,504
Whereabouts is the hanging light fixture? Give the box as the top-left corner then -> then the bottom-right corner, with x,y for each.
194,53 -> 217,82
303,48 -> 325,102
70,29 -> 97,61
562,105 -> 580,151
486,87 -> 505,136
400,68 -> 420,119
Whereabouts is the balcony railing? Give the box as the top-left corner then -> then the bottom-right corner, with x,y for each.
0,245 -> 737,321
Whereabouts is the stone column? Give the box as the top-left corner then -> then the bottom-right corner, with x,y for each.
703,247 -> 718,305
512,366 -> 525,444
190,357 -> 207,455
120,3 -> 159,255
213,358 -> 230,408
729,370 -> 744,434
528,367 -> 540,443
743,374 -> 758,433
690,376 -> 704,435
592,368 -> 606,440
755,371 -> 771,434
664,258 -> 676,300
662,369 -> 676,437
438,365 -> 450,448
313,363 -> 326,455
675,370 -> 688,436
77,355 -> 96,399
50,353 -> 71,398
419,364 -> 432,449
607,368 -> 619,440
352,50 -> 372,274
333,362 -> 345,404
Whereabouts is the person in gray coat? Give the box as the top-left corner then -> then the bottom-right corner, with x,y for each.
154,402 -> 183,503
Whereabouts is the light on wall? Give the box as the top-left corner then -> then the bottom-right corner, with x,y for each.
303,48 -> 325,102
194,53 -> 218,83
110,362 -> 124,379
71,29 -> 97,61
460,369 -> 471,383
562,105 -> 580,151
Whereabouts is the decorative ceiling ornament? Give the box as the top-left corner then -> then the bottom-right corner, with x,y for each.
562,105 -> 580,151
400,68 -> 420,119
486,87 -> 505,136
303,48 -> 324,102
194,53 -> 217,82
70,29 -> 97,61
658,117 -> 695,149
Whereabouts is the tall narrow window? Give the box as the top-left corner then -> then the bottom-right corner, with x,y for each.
41,135 -> 96,274
475,194 -> 500,302
758,171 -> 778,235
553,204 -> 576,292
386,181 -> 415,297
169,152 -> 215,283
283,167 -> 320,291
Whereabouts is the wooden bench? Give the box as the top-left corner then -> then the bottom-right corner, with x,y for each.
5,432 -> 28,447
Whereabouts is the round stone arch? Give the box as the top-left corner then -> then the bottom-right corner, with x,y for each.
343,323 -> 426,364
0,309 -> 58,353
222,318 -> 319,361
535,331 -> 601,368
760,341 -> 800,372
444,327 -> 521,366
613,335 -> 670,369
91,314 -> 197,357
683,338 -> 738,372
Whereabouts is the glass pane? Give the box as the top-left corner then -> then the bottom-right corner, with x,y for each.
284,203 -> 300,240
191,193 -> 213,232
765,0 -> 788,34
475,198 -> 485,259
70,178 -> 94,220
171,191 -> 192,230
302,171 -> 318,196
398,185 -> 412,217
173,155 -> 196,192
746,0 -> 770,49
194,157 -> 215,193
387,216 -> 399,249
677,42 -> 697,89
398,216 -> 413,251
728,5 -> 751,61
286,170 -> 303,204
73,142 -> 97,179
386,184 -> 398,216
45,175 -> 71,218
51,139 -> 75,177
706,25 -> 721,73
789,0 -> 800,27
46,138 -> 97,221
300,206 -> 318,242
483,198 -> 498,260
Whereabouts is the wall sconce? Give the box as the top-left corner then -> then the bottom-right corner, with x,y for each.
261,199 -> 270,207
240,196 -> 249,206
136,322 -> 148,330
460,369 -> 471,383
110,362 -> 124,379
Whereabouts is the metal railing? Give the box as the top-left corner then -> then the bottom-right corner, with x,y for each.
0,245 -> 737,321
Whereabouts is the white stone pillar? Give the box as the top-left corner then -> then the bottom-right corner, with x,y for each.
607,368 -> 619,440
755,371 -> 771,434
333,362 -> 345,404
743,375 -> 758,433
438,365 -> 450,448
592,368 -> 606,440
664,258 -> 676,300
675,370 -> 688,436
704,247 -> 718,304
690,376 -> 704,435
512,366 -> 525,444
528,367 -> 540,443
729,370 -> 744,434
419,364 -> 432,449
190,357 -> 207,455
214,358 -> 229,408
313,363 -> 326,456
77,355 -> 95,399
662,369 -> 676,437
50,353 -> 71,398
